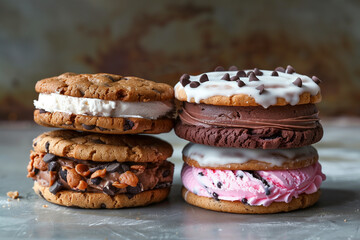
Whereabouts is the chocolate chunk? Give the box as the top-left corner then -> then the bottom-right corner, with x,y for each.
271,71 -> 279,76
97,126 -> 108,131
49,181 -> 63,194
34,168 -> 39,175
241,198 -> 248,204
155,182 -> 171,189
214,66 -> 225,71
162,169 -> 170,178
256,84 -> 265,95
43,153 -> 56,163
198,172 -> 204,176
82,124 -> 96,130
103,183 -> 116,196
236,70 -> 246,77
286,65 -> 296,74
180,74 -> 190,87
265,187 -> 271,196
126,184 -> 142,195
89,166 -> 102,173
105,163 -> 121,173
91,177 -> 102,185
100,203 -> 106,209
237,80 -> 246,87
45,142 -> 50,153
189,81 -> 200,88
217,182 -> 222,189
212,192 -> 219,201
246,71 -> 253,77
39,109 -> 47,114
59,168 -> 67,182
275,66 -> 285,72
199,74 -> 209,83
221,73 -> 230,81
293,77 -> 302,87
48,161 -> 59,172
253,68 -> 263,76
230,75 -> 239,81
249,72 -> 260,82
229,65 -> 238,71
92,139 -> 105,144
125,193 -> 134,199
121,164 -> 130,172
123,119 -> 134,131
312,76 -> 321,85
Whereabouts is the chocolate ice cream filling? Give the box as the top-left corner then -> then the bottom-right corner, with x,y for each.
27,151 -> 174,198
179,102 -> 319,130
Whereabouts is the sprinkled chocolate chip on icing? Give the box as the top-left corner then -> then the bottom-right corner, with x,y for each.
249,72 -> 260,82
293,77 -> 302,87
49,181 -> 63,194
237,80 -> 246,87
221,73 -> 230,81
82,124 -> 96,130
275,66 -> 285,72
198,172 -> 204,176
286,65 -> 296,74
228,65 -> 238,71
217,182 -> 222,188
253,68 -> 263,76
246,71 -> 253,77
199,74 -> 209,83
180,74 -> 190,87
190,81 -> 200,88
241,198 -> 248,204
271,71 -> 279,76
256,84 -> 265,95
43,153 -> 57,163
236,70 -> 246,77
230,75 -> 239,81
265,187 -> 271,196
212,192 -> 219,201
312,76 -> 321,85
214,66 -> 225,71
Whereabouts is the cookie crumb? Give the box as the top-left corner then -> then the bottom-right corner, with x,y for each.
42,204 -> 48,208
7,191 -> 19,199
344,219 -> 347,222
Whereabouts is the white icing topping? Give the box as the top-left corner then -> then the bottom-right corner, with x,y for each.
175,70 -> 320,108
34,93 -> 173,119
183,143 -> 318,167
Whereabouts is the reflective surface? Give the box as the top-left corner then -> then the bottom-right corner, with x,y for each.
0,121 -> 359,240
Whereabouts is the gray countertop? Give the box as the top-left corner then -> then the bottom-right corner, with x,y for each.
1,120 -> 360,240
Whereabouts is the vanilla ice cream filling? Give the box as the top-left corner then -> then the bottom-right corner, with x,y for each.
34,93 -> 174,119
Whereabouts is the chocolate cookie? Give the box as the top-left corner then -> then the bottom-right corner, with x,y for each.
28,130 -> 174,208
174,67 -> 323,149
34,72 -> 175,134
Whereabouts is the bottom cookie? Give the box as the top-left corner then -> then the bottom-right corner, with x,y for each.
182,187 -> 320,214
34,181 -> 170,209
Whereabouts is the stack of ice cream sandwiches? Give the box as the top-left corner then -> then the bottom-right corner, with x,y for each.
27,73 -> 175,208
175,66 -> 326,213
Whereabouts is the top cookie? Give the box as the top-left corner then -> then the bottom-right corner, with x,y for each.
175,66 -> 322,108
35,72 -> 174,102
32,130 -> 173,162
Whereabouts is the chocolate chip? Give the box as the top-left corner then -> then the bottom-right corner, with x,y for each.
253,68 -> 263,76
249,72 -> 260,82
105,163 -> 121,173
199,74 -> 209,83
230,75 -> 239,81
91,177 -> 102,185
33,142 -> 37,147
312,76 -> 321,85
48,161 -> 59,172
275,66 -> 285,72
212,192 -> 219,201
217,182 -> 222,189
256,84 -> 265,95
189,81 -> 200,88
237,80 -> 246,87
49,181 -> 63,194
34,168 -> 39,175
286,65 -> 296,74
89,166 -> 102,173
82,124 -> 96,130
265,187 -> 271,196
59,168 -> 67,182
155,182 -> 171,189
180,74 -> 190,87
229,66 -> 238,71
271,71 -> 279,76
126,184 -> 142,195
100,203 -> 106,209
162,169 -> 170,178
97,126 -> 108,131
241,198 -> 248,204
293,77 -> 302,87
45,142 -> 50,153
103,183 -> 116,196
43,153 -> 56,163
236,70 -> 246,77
198,172 -> 204,176
92,139 -> 105,144
125,193 -> 134,199
39,109 -> 47,114
123,119 -> 134,131
221,73 -> 230,81
121,164 -> 130,172
214,66 -> 225,71
246,71 -> 253,77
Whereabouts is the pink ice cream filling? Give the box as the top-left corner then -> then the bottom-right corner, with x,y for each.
181,162 -> 326,207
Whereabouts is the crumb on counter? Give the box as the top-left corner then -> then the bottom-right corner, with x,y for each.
42,204 -> 48,208
7,191 -> 19,199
